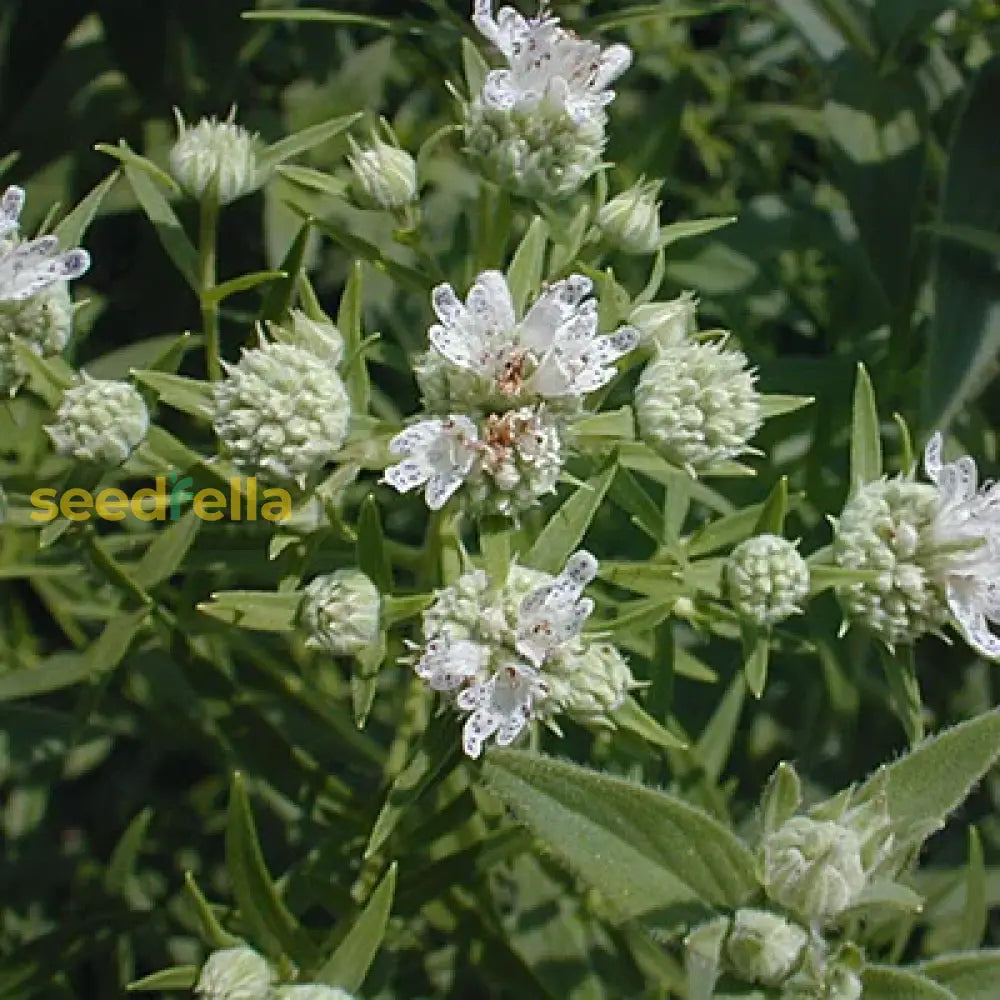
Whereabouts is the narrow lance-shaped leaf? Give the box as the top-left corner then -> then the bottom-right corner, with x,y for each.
918,951 -> 1000,1000
861,965 -> 959,1000
506,216 -> 549,316
483,748 -> 759,921
314,863 -> 397,990
850,362 -> 882,492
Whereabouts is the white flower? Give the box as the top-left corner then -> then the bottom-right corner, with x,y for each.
413,551 -> 633,758
924,432 -> 1000,659
196,947 -> 273,1000
0,186 -> 90,304
428,270 -> 638,403
515,550 -> 598,667
382,415 -> 480,510
473,1 -> 632,124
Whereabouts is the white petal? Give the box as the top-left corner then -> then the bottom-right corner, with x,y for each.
425,469 -> 466,510
924,432 -> 943,483
593,326 -> 640,364
382,458 -> 430,493
0,185 -> 24,239
940,454 -> 978,504
0,243 -> 89,302
467,270 -> 515,332
594,44 -> 633,89
554,550 -> 599,602
389,419 -> 444,456
429,323 -> 478,370
482,70 -> 518,110
431,283 -> 466,326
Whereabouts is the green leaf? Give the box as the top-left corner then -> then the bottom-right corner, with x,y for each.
338,261 -> 371,413
808,563 -> 885,595
922,222 -> 1000,258
880,645 -> 924,744
742,628 -> 771,699
203,269 -> 287,305
127,966 -> 199,992
658,215 -> 736,248
525,457 -> 616,574
506,217 -> 549,316
572,406 -> 635,443
588,3 -> 740,31
133,510 -> 201,590
850,362 -> 882,491
183,872 -> 242,950
758,394 -> 815,418
258,112 -> 363,173
960,827 -> 987,950
225,773 -> 317,965
462,36 -> 490,101
357,495 -> 393,592
612,696 -> 687,750
694,672 -> 746,783
479,515 -> 513,584
859,707 -> 1000,833
919,951 -> 1000,1000
862,965 -> 959,1000
922,57 -> 1000,429
105,807 -> 153,895
315,863 -> 397,991
53,169 -> 119,247
760,762 -> 802,836
753,476 -> 788,535
773,0 -> 848,62
133,370 -> 214,421
260,219 -> 314,322
198,591 -> 302,632
684,916 -> 729,1000
483,749 -> 758,920
365,717 -> 461,859
101,143 -> 199,290
243,9 -> 423,33
11,339 -> 75,405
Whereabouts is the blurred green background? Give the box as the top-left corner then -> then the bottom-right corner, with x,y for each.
2,1 -> 1000,997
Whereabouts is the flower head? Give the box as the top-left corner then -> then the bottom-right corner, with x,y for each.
413,552 -> 633,758
923,431 -> 1000,659
0,186 -> 89,305
472,2 -> 632,125
629,291 -> 698,350
47,375 -> 149,465
635,335 -> 762,474
301,569 -> 381,657
213,321 -> 351,487
726,534 -> 810,627
347,130 -> 418,210
425,270 -> 638,409
724,908 -> 809,987
170,109 -> 261,205
196,947 -> 273,1000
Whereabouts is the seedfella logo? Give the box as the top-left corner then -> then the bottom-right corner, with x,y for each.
30,474 -> 292,523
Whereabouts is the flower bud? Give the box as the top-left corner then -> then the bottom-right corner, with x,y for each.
213,329 -> 351,487
832,477 -> 949,647
170,109 -> 261,205
546,640 -> 633,717
596,179 -> 662,255
0,281 -> 74,396
347,131 -> 418,210
301,569 -> 381,656
762,816 -> 866,922
629,291 -> 697,350
726,534 -> 810,627
464,100 -> 607,201
47,375 -> 149,465
724,908 -> 808,987
195,946 -> 273,1000
635,336 -> 762,474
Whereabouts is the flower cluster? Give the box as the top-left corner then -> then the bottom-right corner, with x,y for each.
0,185 -> 90,396
726,534 -> 810,628
170,110 -> 261,205
195,946 -> 354,1000
412,551 -> 633,757
464,1 -> 631,200
833,433 -> 1000,659
47,375 -> 149,465
301,569 -> 381,657
385,270 -> 637,513
213,312 -> 351,487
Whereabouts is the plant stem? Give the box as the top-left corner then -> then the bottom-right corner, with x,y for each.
198,191 -> 221,380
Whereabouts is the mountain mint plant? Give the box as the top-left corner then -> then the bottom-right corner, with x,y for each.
4,3 -> 1000,1000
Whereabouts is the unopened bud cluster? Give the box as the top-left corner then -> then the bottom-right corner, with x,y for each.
301,569 -> 381,656
596,178 -> 662,255
0,282 -> 74,396
635,336 -> 762,473
170,110 -> 261,205
724,908 -> 808,987
47,375 -> 149,465
726,534 -> 810,627
832,478 -> 949,647
629,291 -> 697,351
347,131 -> 417,210
195,946 -> 355,1000
213,314 -> 350,487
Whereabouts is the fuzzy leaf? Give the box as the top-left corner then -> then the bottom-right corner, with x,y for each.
198,591 -> 301,632
133,370 -> 214,421
919,951 -> 1000,1000
127,966 -> 199,992
483,749 -> 758,920
862,965 -> 959,999
506,217 -> 549,316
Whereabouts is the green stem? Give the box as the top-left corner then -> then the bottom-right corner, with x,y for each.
198,191 -> 222,380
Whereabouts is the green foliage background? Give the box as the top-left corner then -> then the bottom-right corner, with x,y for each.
1,1 -> 1000,997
